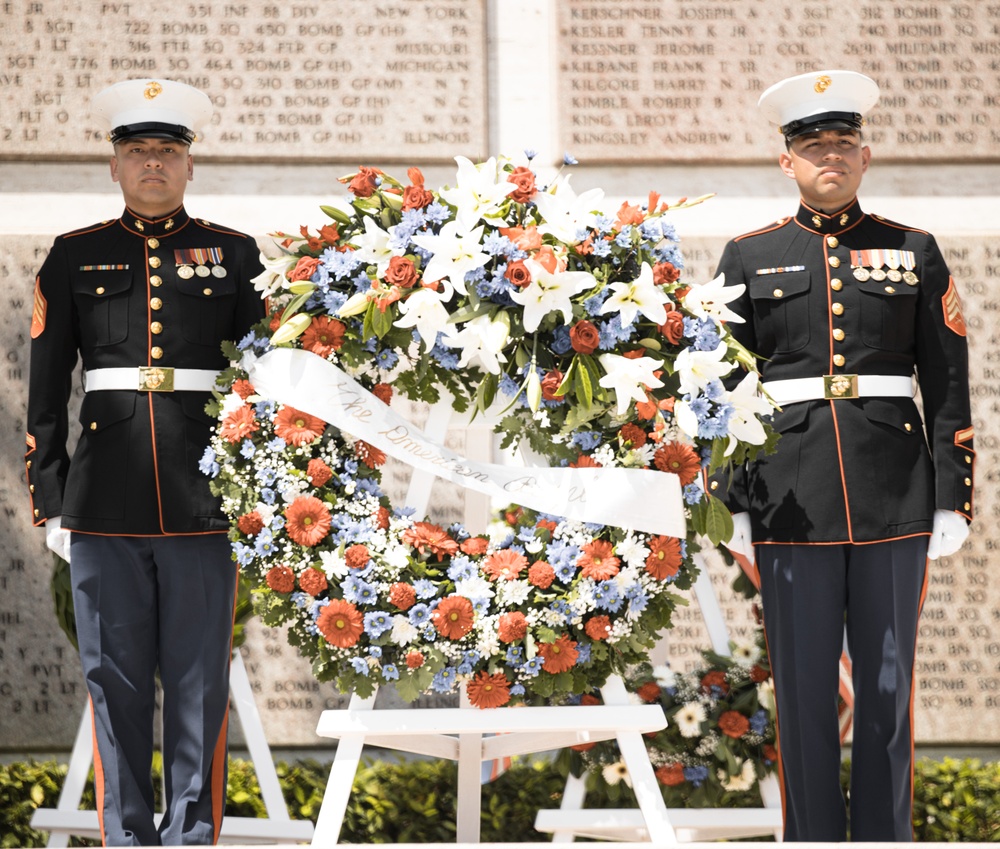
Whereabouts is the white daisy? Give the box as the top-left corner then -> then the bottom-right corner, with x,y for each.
675,702 -> 707,738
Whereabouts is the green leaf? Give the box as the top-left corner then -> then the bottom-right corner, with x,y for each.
702,494 -> 735,546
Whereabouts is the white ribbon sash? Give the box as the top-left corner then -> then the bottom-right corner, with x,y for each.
246,348 -> 685,537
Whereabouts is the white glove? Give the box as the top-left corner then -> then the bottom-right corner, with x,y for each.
45,516 -> 72,563
927,509 -> 969,560
725,512 -> 754,561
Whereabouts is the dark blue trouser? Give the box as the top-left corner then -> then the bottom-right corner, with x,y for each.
70,534 -> 237,846
757,538 -> 928,842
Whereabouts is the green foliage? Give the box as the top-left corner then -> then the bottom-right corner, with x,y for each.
3,754 -> 998,846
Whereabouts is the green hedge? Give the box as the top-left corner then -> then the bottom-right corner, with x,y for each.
3,755 -> 998,845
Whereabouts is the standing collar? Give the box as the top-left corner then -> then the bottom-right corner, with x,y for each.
119,206 -> 190,237
794,198 -> 863,234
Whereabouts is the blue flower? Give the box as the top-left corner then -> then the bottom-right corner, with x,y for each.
524,148 -> 537,160
447,556 -> 476,582
239,440 -> 256,459
198,445 -> 220,478
614,228 -> 633,248
505,646 -> 525,667
431,667 -> 457,693
548,599 -> 573,622
569,430 -> 602,452
381,664 -> 399,682
413,579 -> 437,600
408,604 -> 432,627
590,238 -> 612,258
267,437 -> 286,452
323,246 -> 362,279
554,560 -> 578,584
627,586 -> 650,615
563,152 -> 579,165
254,399 -> 276,418
350,657 -> 370,676
256,467 -> 277,486
510,683 -> 526,696
375,348 -> 399,369
584,290 -> 610,316
344,575 -> 377,604
363,612 -> 393,638
430,341 -> 460,370
550,324 -> 572,354
368,645 -> 383,658
254,528 -> 276,557
522,657 -> 544,677
683,483 -> 705,506
233,542 -> 255,567
593,580 -> 624,613
684,765 -> 710,787
424,201 -> 450,224
750,709 -> 770,735
576,643 -> 592,664
322,289 -> 348,315
698,413 -> 732,440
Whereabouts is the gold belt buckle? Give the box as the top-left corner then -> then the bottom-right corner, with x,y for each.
138,366 -> 174,392
824,373 -> 858,400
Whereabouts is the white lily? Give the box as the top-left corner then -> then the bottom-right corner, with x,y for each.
597,353 -> 665,416
682,272 -> 746,324
509,259 -> 596,332
352,216 -> 396,276
723,371 -> 772,455
600,262 -> 669,327
438,155 -> 518,232
394,287 -> 452,346
674,341 -> 735,397
443,312 -> 511,374
532,174 -> 604,243
673,398 -> 701,440
410,220 -> 490,300
251,250 -> 297,298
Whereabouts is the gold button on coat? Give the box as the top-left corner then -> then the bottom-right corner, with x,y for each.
827,236 -> 839,248
904,423 -> 913,432
829,256 -> 841,268
885,286 -> 895,294
831,279 -> 843,291
965,477 -> 972,486
833,354 -> 846,367
29,484 -> 35,493
965,502 -> 971,511
832,303 -> 844,316
150,297 -> 162,310
151,346 -> 164,359
151,321 -> 163,334
90,422 -> 97,430
203,287 -> 213,296
148,238 -> 159,249
773,288 -> 784,298
833,328 -> 845,341
150,275 -> 162,287
95,286 -> 105,295
149,256 -> 161,268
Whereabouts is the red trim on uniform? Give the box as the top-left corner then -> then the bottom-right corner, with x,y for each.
90,696 -> 107,845
212,562 -> 242,843
65,528 -> 228,538
752,532 -> 932,546
147,393 -> 170,533
954,430 -> 975,520
909,562 -> 931,840
828,403 -> 854,542
954,427 -> 974,444
758,612 -> 788,836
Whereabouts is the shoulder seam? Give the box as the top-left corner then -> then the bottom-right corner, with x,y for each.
733,219 -> 790,242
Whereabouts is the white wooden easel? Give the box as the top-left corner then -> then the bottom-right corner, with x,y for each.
534,552 -> 784,842
30,651 -> 314,845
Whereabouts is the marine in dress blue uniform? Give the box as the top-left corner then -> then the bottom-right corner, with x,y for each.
25,79 -> 265,845
711,71 -> 974,841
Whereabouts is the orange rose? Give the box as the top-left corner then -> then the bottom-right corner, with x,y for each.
265,565 -> 295,594
540,370 -> 564,402
345,165 -> 381,198
504,259 -> 532,288
238,511 -> 264,537
615,200 -> 645,228
389,582 -> 416,610
345,544 -> 371,569
718,710 -> 750,739
500,225 -> 542,251
527,560 -> 555,589
653,261 -> 681,286
372,383 -> 393,405
497,611 -> 528,643
289,256 -> 322,282
506,166 -> 537,203
637,681 -> 661,703
298,568 -> 328,597
660,310 -> 685,345
584,615 -> 612,641
460,536 -> 489,556
402,184 -> 434,210
569,320 -> 600,354
384,255 -> 418,289
307,458 -> 333,488
656,764 -> 686,786
405,650 -> 425,669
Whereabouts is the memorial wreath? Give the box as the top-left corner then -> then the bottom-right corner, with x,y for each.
204,153 -> 778,706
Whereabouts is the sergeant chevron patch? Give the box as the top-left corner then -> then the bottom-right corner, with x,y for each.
31,277 -> 47,339
942,278 -> 966,336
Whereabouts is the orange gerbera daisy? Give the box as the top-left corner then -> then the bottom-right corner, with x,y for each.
219,405 -> 259,443
584,615 -> 612,641
466,671 -> 511,709
578,540 -> 620,581
265,565 -> 295,594
274,406 -> 326,446
538,634 -> 579,674
298,568 -> 328,597
433,595 -> 474,640
653,441 -> 701,485
483,549 -> 528,581
569,453 -> 602,468
527,560 -> 555,589
317,599 -> 364,648
645,535 -> 683,580
306,458 -> 333,488
302,316 -> 346,358
285,495 -> 331,547
497,611 -> 528,643
355,440 -> 386,468
402,521 -> 459,560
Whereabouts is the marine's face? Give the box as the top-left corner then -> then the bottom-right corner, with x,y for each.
779,129 -> 870,213
110,137 -> 193,218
